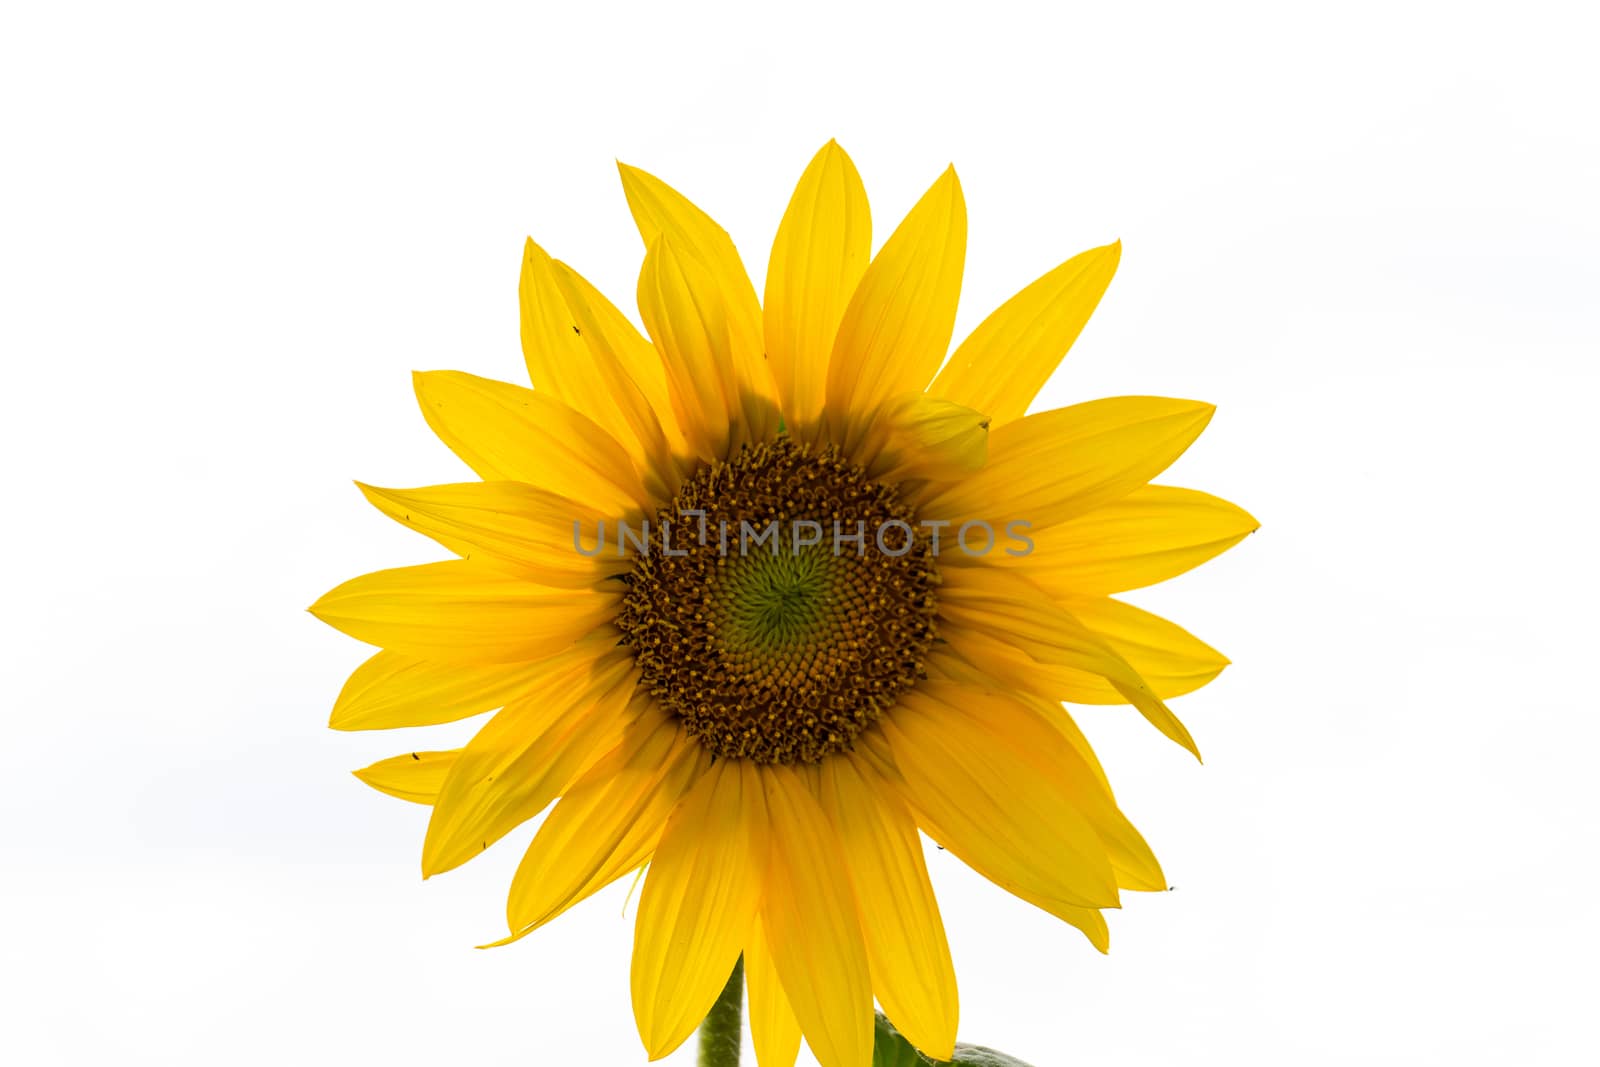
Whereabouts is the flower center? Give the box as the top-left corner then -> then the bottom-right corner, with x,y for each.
617,438 -> 939,764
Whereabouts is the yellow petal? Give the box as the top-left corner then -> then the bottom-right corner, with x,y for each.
422,646 -> 636,877
929,241 -> 1121,425
760,765 -> 873,1067
549,258 -> 690,463
329,650 -> 546,731
938,617 -> 1140,710
1008,484 -> 1259,595
826,166 -> 966,455
939,596 -> 1227,706
412,369 -> 651,513
1057,595 -> 1231,702
356,480 -> 625,587
820,755 -> 958,1060
618,162 -> 778,444
1028,692 -> 1113,799
924,647 -> 1115,798
518,237 -> 607,422
939,567 -> 1152,691
764,140 -> 871,436
866,723 -> 1111,955
520,239 -> 679,496
937,614 -> 1106,701
882,687 -> 1121,911
500,710 -> 707,941
1056,906 -> 1111,954
353,750 -> 458,805
935,680 -> 1162,892
636,236 -> 742,460
860,706 -> 1113,956
937,565 -> 1200,758
914,396 -> 1215,529
866,393 -> 989,483
746,921 -> 803,1067
308,559 -> 617,665
631,758 -> 767,1060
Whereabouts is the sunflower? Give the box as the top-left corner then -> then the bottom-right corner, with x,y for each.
312,141 -> 1255,1067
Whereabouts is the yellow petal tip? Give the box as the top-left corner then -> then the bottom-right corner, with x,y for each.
351,481 -> 390,506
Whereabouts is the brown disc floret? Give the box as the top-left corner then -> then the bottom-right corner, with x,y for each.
616,438 -> 939,764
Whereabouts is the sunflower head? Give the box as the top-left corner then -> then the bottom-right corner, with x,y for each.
314,140 -> 1256,1067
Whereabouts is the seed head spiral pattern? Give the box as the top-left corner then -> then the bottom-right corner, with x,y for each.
617,439 -> 940,764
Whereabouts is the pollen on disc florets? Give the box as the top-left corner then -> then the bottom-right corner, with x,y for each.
616,438 -> 939,764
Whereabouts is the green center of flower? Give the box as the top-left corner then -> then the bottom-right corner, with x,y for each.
721,548 -> 832,651
617,438 -> 939,764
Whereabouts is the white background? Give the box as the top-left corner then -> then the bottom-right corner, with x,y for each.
3,1 -> 1596,1064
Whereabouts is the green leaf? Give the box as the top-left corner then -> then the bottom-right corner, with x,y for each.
872,1013 -> 935,1067
872,1013 -> 1037,1067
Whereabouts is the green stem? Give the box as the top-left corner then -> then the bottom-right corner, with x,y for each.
697,956 -> 744,1067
